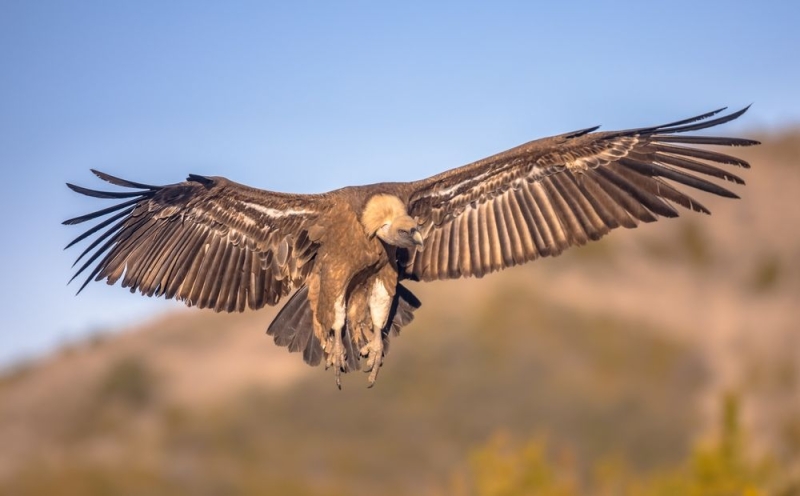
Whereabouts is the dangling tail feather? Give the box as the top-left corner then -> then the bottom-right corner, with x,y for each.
266,283 -> 421,370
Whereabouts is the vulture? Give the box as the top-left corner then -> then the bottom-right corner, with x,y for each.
64,107 -> 757,387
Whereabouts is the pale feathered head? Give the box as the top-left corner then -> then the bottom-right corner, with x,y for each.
362,194 -> 424,250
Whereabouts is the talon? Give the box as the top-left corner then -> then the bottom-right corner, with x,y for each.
367,361 -> 380,386
360,334 -> 384,386
323,333 -> 335,369
328,329 -> 347,389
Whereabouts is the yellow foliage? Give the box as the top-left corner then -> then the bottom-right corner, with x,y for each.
451,432 -> 578,496
448,395 -> 794,496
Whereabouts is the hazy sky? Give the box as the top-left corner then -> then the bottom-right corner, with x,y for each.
1,1 -> 798,368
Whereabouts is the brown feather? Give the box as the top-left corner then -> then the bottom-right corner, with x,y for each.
165,227 -> 207,299
588,169 -> 655,223
493,198 -> 515,267
655,152 -> 746,184
465,208 -> 482,275
506,189 -> 537,259
580,172 -> 635,229
404,107 -> 755,281
476,204 -> 492,275
484,200 -> 504,272
447,220 -> 461,278
500,194 -> 525,264
516,187 -> 548,257
602,164 -> 680,218
530,182 -> 566,254
543,176 -> 591,245
153,225 -> 195,296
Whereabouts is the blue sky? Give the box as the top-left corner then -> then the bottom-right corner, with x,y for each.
1,1 -> 798,368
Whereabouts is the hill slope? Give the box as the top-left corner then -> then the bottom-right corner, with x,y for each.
1,130 -> 798,494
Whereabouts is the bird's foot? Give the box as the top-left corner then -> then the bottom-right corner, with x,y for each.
359,333 -> 384,387
324,330 -> 347,389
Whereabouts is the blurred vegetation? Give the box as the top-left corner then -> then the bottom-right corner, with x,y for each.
0,286 -> 713,496
95,355 -> 158,411
448,395 -> 799,496
569,235 -> 617,263
749,252 -> 782,293
4,391 -> 797,495
637,219 -> 714,269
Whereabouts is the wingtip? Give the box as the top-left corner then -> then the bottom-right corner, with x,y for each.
727,105 -> 751,120
187,173 -> 214,186
698,107 -> 727,120
76,277 -> 93,295
67,268 -> 91,293
565,125 -> 601,139
89,169 -> 159,189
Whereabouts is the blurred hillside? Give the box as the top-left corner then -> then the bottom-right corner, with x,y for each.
1,131 -> 798,494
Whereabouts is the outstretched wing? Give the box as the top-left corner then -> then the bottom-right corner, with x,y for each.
404,107 -> 758,281
64,170 -> 324,312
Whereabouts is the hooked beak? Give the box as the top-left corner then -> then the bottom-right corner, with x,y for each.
412,229 -> 424,250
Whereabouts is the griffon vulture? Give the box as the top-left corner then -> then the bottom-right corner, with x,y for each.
64,107 -> 757,387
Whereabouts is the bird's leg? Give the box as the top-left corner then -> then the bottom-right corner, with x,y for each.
323,295 -> 348,389
324,329 -> 347,389
361,279 -> 392,387
359,327 -> 384,387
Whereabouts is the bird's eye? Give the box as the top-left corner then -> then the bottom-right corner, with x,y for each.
398,229 -> 408,235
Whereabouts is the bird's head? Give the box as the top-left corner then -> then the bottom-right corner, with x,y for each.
376,215 -> 424,250
363,194 -> 424,251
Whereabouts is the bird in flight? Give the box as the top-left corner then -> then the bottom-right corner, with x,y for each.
64,107 -> 757,387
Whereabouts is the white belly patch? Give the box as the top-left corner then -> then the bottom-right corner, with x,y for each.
368,279 -> 392,329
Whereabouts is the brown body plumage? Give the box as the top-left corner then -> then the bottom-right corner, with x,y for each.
64,107 -> 758,387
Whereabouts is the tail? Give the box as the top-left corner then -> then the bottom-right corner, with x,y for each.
266,283 -> 422,369
267,285 -> 324,366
